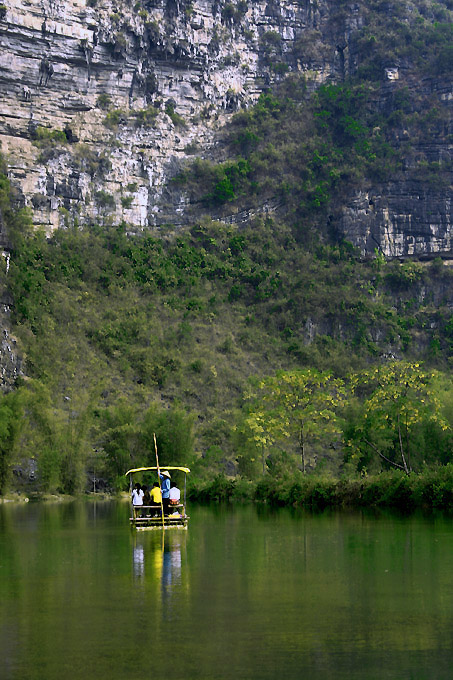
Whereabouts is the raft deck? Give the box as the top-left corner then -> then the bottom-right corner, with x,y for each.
130,504 -> 189,530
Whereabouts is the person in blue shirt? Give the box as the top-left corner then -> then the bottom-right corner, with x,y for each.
159,470 -> 171,514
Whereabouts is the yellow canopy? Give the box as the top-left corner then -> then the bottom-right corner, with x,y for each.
125,466 -> 190,476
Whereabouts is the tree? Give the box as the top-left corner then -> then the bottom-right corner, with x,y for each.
20,381 -> 62,493
347,362 -> 449,475
98,400 -> 140,490
246,369 -> 345,473
235,409 -> 277,478
140,403 -> 195,467
53,388 -> 100,494
16,382 -> 100,494
0,390 -> 24,494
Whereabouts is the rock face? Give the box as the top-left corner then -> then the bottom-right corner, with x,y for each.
340,183 -> 452,258
0,287 -> 22,389
0,320 -> 21,390
0,0 -> 332,230
0,0 -> 452,257
340,77 -> 453,258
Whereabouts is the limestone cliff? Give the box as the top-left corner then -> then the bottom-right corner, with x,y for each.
0,281 -> 21,390
0,0 -> 326,228
0,0 -> 452,257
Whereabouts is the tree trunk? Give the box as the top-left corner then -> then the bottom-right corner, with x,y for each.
397,412 -> 410,475
405,412 -> 411,472
299,426 -> 305,473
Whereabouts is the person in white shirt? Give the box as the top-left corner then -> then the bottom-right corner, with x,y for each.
169,482 -> 181,505
132,483 -> 144,511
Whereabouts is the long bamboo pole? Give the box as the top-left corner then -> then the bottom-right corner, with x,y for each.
154,432 -> 165,530
129,472 -> 135,526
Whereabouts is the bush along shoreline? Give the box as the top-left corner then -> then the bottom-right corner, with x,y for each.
2,469 -> 453,512
188,466 -> 453,511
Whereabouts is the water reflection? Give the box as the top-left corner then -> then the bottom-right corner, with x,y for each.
131,531 -> 186,595
132,542 -> 145,579
3,502 -> 453,680
162,539 -> 182,586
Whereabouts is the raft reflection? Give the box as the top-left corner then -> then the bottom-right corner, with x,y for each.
132,530 -> 187,595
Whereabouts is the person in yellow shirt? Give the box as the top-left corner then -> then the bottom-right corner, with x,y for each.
150,482 -> 162,516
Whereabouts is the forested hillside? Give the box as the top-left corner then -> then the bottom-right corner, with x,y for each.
2,162 -> 453,496
0,0 -> 452,501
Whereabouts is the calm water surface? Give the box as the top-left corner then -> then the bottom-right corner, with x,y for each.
1,501 -> 453,679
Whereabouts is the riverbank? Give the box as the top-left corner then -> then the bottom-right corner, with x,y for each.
3,467 -> 453,510
0,491 -> 121,504
0,492 -> 30,504
188,466 -> 453,510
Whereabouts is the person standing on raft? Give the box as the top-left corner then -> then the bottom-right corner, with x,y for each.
159,470 -> 171,515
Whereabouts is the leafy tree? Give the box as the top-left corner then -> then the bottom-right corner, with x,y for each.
98,400 -> 140,489
57,389 -> 99,494
0,390 -> 24,494
19,381 -> 62,493
246,369 -> 345,472
190,444 -> 227,483
234,409 -> 275,478
140,403 -> 195,467
346,362 -> 449,474
17,382 -> 100,494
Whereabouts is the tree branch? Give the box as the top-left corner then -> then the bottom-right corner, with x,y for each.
363,438 -> 406,471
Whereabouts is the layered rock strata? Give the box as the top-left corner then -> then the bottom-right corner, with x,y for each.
0,0 -> 451,257
0,0 -> 332,230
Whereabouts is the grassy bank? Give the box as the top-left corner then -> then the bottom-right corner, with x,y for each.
188,467 -> 453,511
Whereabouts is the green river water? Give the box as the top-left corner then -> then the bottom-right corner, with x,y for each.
1,501 -> 453,679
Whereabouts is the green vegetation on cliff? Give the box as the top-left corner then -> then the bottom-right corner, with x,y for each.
176,75 -> 451,238
1,192 -> 453,497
